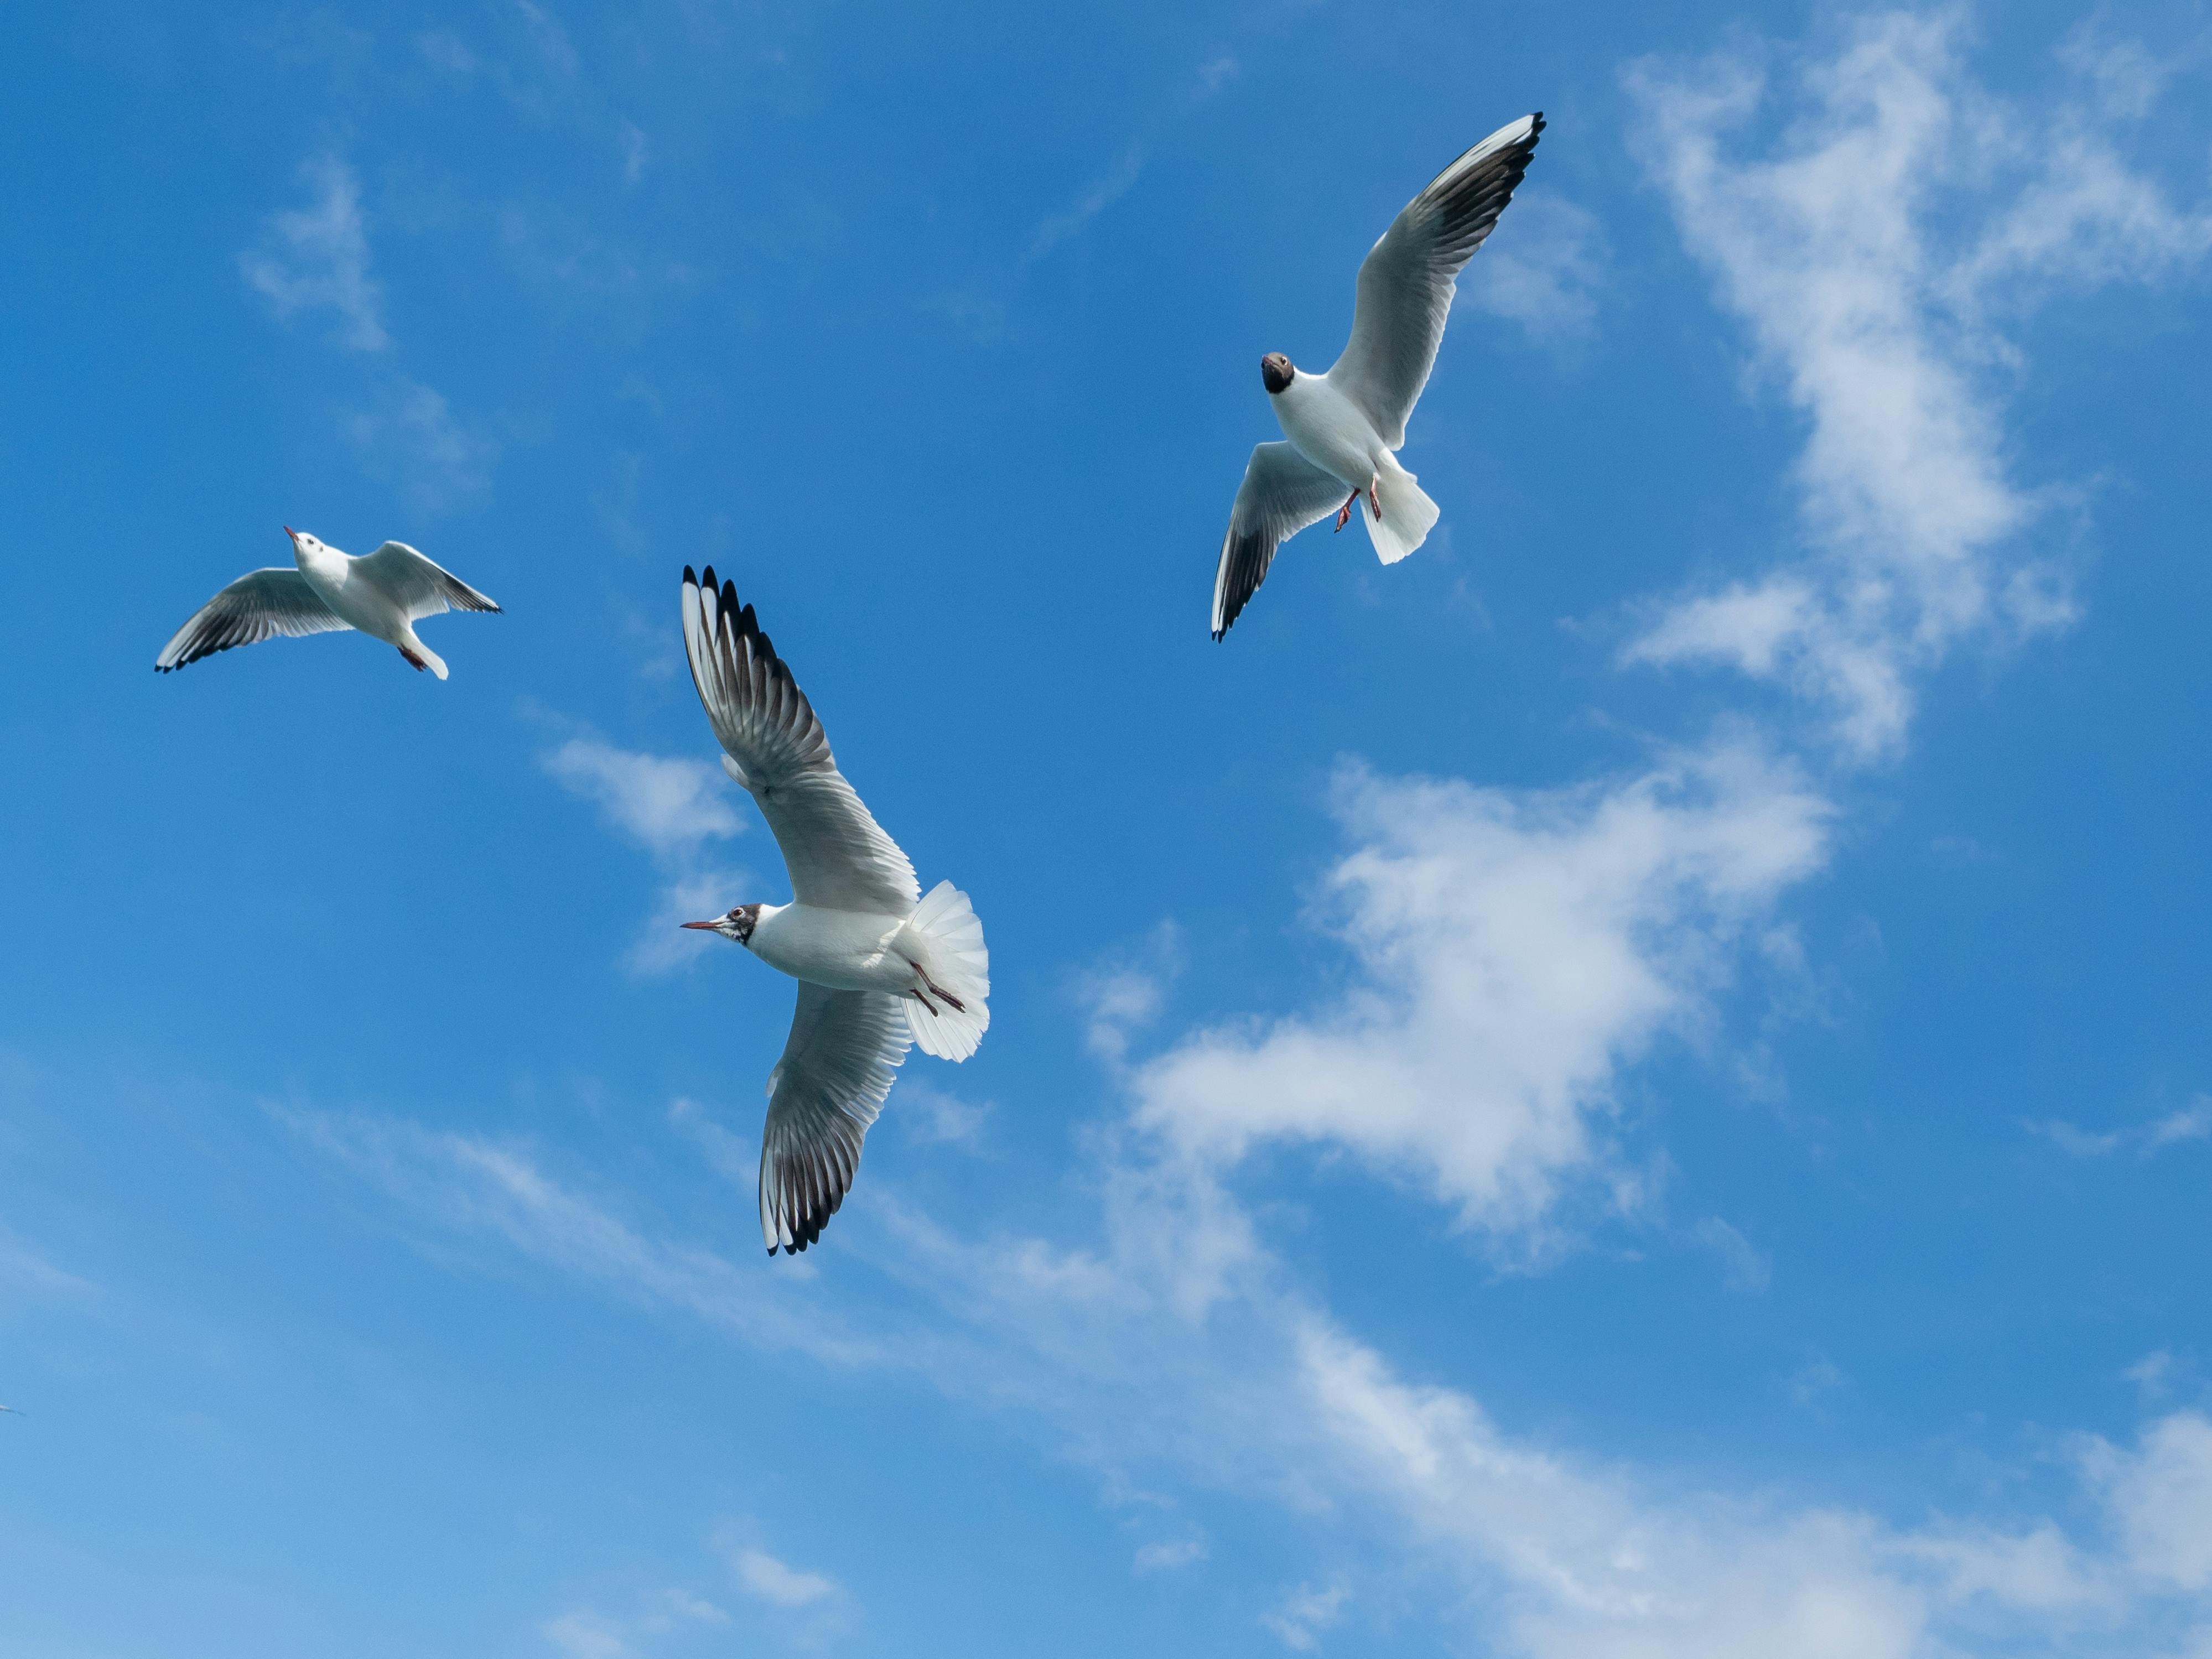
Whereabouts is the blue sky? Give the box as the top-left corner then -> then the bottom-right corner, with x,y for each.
7,0 -> 2212,1653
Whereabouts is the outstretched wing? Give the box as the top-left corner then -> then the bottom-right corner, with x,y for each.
680,565 -> 920,913
354,541 -> 502,621
1330,112 -> 1544,448
155,568 -> 350,671
759,984 -> 913,1254
1211,442 -> 1353,639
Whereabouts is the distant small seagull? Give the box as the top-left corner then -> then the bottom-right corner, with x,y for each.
156,529 -> 500,678
1211,112 -> 1544,639
0,1404 -> 21,1415
677,566 -> 990,1255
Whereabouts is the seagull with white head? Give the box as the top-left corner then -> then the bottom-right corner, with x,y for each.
1211,112 -> 1545,638
676,566 -> 990,1255
156,529 -> 500,677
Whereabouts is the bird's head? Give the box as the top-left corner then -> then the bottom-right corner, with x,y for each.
682,903 -> 762,946
284,527 -> 325,555
1261,352 -> 1296,394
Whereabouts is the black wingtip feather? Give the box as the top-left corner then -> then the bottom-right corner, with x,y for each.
683,564 -> 698,587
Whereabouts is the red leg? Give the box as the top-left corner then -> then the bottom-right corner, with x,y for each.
1333,491 -> 1358,532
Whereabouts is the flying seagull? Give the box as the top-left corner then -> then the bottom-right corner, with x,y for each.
1211,112 -> 1544,639
677,565 -> 990,1255
157,529 -> 500,678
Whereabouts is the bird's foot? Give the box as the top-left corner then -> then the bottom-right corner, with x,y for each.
916,969 -> 966,1013
911,986 -> 941,1016
1333,491 -> 1358,533
398,645 -> 429,672
1369,475 -> 1383,522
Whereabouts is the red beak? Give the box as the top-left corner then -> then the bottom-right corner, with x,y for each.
283,526 -> 297,539
680,919 -> 720,930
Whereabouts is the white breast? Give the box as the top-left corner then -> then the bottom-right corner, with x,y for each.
1272,374 -> 1385,486
750,903 -> 911,992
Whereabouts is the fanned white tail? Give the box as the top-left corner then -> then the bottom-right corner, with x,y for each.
1363,457 -> 1440,566
897,880 -> 990,1061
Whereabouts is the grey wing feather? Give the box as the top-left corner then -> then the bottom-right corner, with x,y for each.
155,568 -> 350,670
1211,443 -> 1357,639
355,541 -> 502,621
680,565 -> 920,912
1330,112 -> 1544,448
759,984 -> 914,1254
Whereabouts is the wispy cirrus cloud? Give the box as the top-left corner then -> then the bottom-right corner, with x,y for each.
345,376 -> 500,515
539,732 -> 751,975
1463,193 -> 1610,345
1025,53 -> 1240,263
1622,11 -> 2212,757
2028,1097 -> 2212,1159
239,155 -> 388,351
241,154 -> 500,514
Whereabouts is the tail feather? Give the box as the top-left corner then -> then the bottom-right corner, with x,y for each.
400,633 -> 450,679
898,880 -> 990,1062
1363,463 -> 1440,567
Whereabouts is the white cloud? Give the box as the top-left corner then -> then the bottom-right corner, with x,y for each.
2085,1411 -> 2212,1592
1263,1580 -> 1348,1651
1133,1537 -> 1208,1574
540,735 -> 752,976
290,1090 -> 2212,1659
1029,143 -> 1147,262
417,30 -> 476,74
2028,1096 -> 2212,1159
345,376 -> 498,516
542,739 -> 742,858
1693,1215 -> 1770,1291
1792,1356 -> 1845,1405
890,1079 -> 993,1150
1129,740 -> 1830,1242
0,1227 -> 96,1304
541,1584 -> 726,1659
1624,12 -> 2212,756
1465,192 -> 1609,343
1076,921 -> 1181,1065
542,1610 -> 630,1659
240,155 -> 388,352
2128,1352 -> 2175,1398
729,1547 -> 837,1608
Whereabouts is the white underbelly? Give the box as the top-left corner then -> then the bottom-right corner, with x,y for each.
751,904 -> 912,992
1274,376 -> 1384,485
303,565 -> 400,642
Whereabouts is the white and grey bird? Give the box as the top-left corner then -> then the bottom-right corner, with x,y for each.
1211,112 -> 1545,639
676,565 -> 990,1256
156,528 -> 500,678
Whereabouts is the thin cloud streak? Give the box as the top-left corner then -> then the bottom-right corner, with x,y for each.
1623,11 -> 2212,758
239,155 -> 388,351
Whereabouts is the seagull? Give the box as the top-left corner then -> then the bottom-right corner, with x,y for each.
676,565 -> 990,1255
0,1404 -> 20,1415
1211,112 -> 1545,639
156,529 -> 500,677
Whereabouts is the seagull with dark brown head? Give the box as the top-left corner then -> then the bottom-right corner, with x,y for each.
1211,113 -> 1544,639
676,566 -> 990,1255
